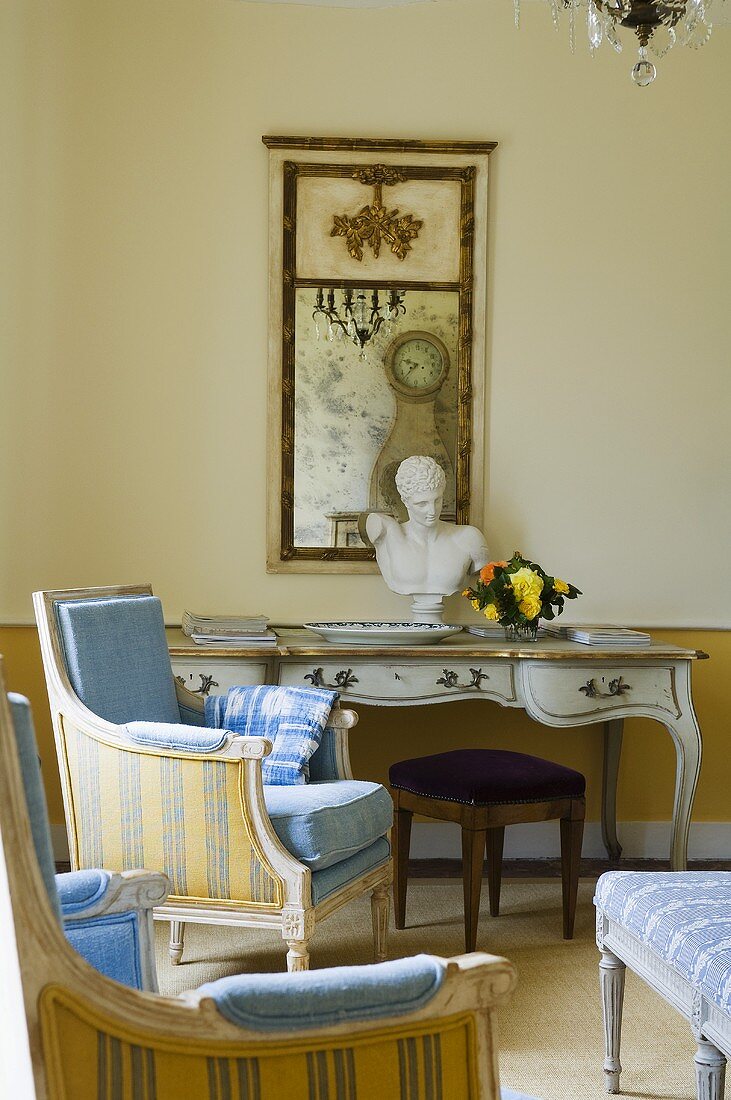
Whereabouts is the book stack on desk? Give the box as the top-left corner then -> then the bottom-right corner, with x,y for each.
181,611 -> 277,647
542,623 -> 651,646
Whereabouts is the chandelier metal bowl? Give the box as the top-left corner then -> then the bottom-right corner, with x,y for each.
516,0 -> 721,84
313,288 -> 407,356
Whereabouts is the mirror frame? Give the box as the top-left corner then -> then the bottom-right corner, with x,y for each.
263,136 -> 496,573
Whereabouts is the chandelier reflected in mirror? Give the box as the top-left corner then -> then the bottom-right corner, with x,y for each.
515,0 -> 720,83
313,287 -> 407,356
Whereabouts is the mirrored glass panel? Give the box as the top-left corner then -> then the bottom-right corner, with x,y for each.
293,289 -> 459,548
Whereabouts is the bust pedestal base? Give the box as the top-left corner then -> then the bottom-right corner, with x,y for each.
410,594 -> 445,625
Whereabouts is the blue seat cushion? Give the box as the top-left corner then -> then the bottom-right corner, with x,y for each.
198,953 -> 444,1031
55,595 -> 180,725
263,780 -> 393,871
595,871 -> 731,1016
311,838 -> 391,905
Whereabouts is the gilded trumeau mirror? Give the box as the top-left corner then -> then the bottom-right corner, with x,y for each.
263,136 -> 496,572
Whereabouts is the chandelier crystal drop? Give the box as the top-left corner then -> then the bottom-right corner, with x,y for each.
313,288 -> 407,357
513,0 -> 720,83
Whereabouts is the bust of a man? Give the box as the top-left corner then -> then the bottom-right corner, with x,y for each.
365,455 -> 490,622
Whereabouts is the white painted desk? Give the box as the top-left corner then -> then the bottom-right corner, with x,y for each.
167,629 -> 708,871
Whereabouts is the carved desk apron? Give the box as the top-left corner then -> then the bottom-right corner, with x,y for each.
167,630 -> 708,872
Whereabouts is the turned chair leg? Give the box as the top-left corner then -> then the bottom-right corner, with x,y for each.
486,827 -> 505,917
600,948 -> 626,1094
695,1038 -> 726,1100
168,920 -> 185,965
461,827 -> 487,952
285,940 -> 310,972
392,801 -> 413,929
371,880 -> 390,962
560,799 -> 585,939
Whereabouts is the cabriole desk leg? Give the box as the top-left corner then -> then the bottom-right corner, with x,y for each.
601,719 -> 623,863
667,710 -> 703,872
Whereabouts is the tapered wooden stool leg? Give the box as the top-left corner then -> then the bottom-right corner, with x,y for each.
461,827 -> 487,951
560,799 -> 585,939
485,827 -> 505,917
392,801 -> 413,929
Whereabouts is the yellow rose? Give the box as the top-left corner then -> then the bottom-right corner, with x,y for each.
554,578 -> 569,595
471,599 -> 481,611
519,595 -> 542,621
462,589 -> 471,597
510,567 -> 544,601
483,603 -> 500,621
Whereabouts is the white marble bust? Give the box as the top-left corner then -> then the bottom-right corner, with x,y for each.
365,455 -> 490,623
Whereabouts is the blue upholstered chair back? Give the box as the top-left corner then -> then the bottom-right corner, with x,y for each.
55,595 -> 180,724
8,693 -> 62,921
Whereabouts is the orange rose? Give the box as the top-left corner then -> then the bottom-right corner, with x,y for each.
480,560 -> 507,583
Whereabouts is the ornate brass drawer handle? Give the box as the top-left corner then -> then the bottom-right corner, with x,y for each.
304,667 -> 360,692
436,668 -> 490,690
436,669 -> 459,688
579,677 -> 632,699
175,673 -> 219,697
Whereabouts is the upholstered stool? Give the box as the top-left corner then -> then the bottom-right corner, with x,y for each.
389,749 -> 586,950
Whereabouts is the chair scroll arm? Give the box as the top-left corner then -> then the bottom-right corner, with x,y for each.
182,951 -> 517,1035
123,722 -> 272,762
58,869 -> 170,993
58,869 -> 170,921
321,704 -> 358,781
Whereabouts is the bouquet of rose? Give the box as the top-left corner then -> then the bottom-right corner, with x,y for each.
462,550 -> 581,637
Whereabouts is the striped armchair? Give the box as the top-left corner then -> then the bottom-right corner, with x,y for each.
34,584 -> 393,971
0,669 -> 520,1100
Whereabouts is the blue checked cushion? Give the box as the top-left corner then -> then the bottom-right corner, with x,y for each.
205,685 -> 338,785
595,871 -> 731,1016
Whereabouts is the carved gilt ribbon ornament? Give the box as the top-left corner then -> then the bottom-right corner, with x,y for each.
331,165 -> 423,262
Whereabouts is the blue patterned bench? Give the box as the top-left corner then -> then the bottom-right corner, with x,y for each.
595,871 -> 731,1098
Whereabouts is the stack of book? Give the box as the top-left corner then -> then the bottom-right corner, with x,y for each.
543,623 -> 651,646
181,611 -> 277,647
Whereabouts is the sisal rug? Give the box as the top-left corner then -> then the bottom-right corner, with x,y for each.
155,880 -> 697,1100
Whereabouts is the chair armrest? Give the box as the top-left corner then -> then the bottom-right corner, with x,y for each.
123,721 -> 272,761
57,868 -> 169,920
190,951 -> 516,1032
59,869 -> 169,993
308,705 -> 357,781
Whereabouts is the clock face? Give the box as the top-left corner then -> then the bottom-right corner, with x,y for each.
389,336 -> 446,393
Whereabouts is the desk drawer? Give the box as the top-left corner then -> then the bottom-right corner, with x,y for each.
171,659 -> 271,697
524,664 -> 680,720
279,661 -> 515,704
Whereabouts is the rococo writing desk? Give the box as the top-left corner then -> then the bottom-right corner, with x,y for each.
167,629 -> 708,871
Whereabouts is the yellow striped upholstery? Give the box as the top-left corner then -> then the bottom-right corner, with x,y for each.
60,720 -> 283,908
41,986 -> 479,1100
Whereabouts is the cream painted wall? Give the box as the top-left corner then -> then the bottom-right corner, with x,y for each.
1,0 -> 730,630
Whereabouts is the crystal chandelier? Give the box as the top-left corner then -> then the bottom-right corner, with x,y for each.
313,288 -> 407,355
514,0 -> 720,84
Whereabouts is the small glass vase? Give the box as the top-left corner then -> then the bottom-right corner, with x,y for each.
503,622 -> 540,643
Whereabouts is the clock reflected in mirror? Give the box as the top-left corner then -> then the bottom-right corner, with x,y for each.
293,291 -> 459,548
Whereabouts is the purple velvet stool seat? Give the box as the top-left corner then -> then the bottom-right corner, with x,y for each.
389,749 -> 586,951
